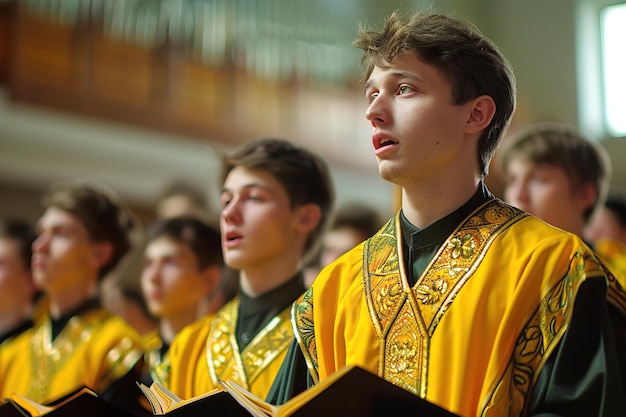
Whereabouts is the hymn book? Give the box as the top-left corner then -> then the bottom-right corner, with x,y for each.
136,380 -> 253,417
140,365 -> 460,417
7,387 -> 136,417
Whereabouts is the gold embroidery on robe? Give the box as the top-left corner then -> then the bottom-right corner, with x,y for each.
294,199 -> 528,394
293,288 -> 317,381
480,250 -> 606,417
30,309 -> 139,401
363,199 -> 526,397
206,300 -> 293,390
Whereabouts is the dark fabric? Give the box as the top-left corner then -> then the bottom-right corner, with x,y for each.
265,338 -> 311,405
527,278 -> 626,416
101,357 -> 153,417
236,272 -> 305,350
0,318 -> 33,345
400,182 -> 492,285
50,298 -> 100,341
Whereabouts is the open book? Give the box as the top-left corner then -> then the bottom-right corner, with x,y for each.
7,387 -> 137,417
0,401 -> 24,417
141,365 -> 460,417
136,380 -> 257,417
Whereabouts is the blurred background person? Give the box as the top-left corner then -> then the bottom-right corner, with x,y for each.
0,180 -> 145,413
586,193 -> 626,245
500,122 -> 626,345
304,202 -> 383,287
155,181 -> 214,223
500,121 -> 610,243
100,276 -> 158,337
586,194 -> 626,289
140,215 -> 226,384
0,218 -> 37,346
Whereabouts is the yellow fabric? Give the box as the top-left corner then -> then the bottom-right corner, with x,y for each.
294,200 -> 610,417
595,238 -> 626,289
167,298 -> 293,400
141,330 -> 172,386
0,307 -> 144,404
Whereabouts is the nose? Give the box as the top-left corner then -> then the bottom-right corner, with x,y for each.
32,232 -> 49,253
365,96 -> 388,127
143,264 -> 160,283
221,197 -> 242,225
504,180 -> 529,207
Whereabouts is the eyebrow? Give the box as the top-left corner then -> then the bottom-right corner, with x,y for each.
364,71 -> 426,92
221,183 -> 273,194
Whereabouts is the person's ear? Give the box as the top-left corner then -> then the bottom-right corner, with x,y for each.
577,182 -> 598,214
465,95 -> 496,134
199,265 -> 221,297
92,241 -> 114,269
295,204 -> 322,235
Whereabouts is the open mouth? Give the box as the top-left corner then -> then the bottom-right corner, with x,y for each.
374,135 -> 398,150
378,138 -> 397,149
224,231 -> 242,245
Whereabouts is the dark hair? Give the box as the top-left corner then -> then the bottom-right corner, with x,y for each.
221,138 -> 335,255
330,202 -> 383,239
500,122 -> 611,221
146,215 -> 223,270
353,11 -> 517,177
41,180 -> 134,279
603,194 -> 626,228
0,218 -> 36,271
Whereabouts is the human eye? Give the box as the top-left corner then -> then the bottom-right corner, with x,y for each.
247,192 -> 264,202
220,193 -> 232,208
397,84 -> 415,95
366,91 -> 378,105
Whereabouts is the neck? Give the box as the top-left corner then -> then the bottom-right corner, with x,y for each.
239,258 -> 301,298
159,306 -> 202,344
48,284 -> 97,319
0,306 -> 31,335
401,176 -> 481,229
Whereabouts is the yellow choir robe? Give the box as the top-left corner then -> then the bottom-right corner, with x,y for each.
292,199 -> 623,417
167,298 -> 293,400
0,306 -> 144,404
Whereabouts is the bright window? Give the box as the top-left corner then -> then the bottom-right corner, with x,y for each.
601,3 -> 626,136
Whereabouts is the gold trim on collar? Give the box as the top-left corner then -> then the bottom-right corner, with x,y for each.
364,199 -> 526,396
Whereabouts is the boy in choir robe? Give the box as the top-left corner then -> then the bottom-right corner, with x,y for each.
267,11 -> 626,417
165,138 -> 334,400
140,215 -> 226,384
587,194 -> 626,246
586,194 -> 626,288
0,180 -> 145,413
0,219 -> 37,349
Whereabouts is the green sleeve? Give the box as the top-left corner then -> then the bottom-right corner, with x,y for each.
265,338 -> 311,405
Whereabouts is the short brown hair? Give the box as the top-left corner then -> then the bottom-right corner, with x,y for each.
41,180 -> 135,279
354,11 -> 517,177
500,122 -> 612,221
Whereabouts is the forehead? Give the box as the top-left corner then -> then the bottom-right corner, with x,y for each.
145,236 -> 191,257
366,53 -> 446,88
222,166 -> 285,194
37,207 -> 87,232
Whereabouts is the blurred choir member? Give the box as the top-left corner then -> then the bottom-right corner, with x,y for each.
586,194 -> 626,288
0,180 -> 145,414
304,202 -> 383,287
0,218 -> 37,346
140,215 -> 226,384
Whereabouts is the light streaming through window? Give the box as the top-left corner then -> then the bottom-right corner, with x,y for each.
602,3 -> 626,136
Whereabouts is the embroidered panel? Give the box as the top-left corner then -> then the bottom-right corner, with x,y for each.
365,200 -> 526,396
